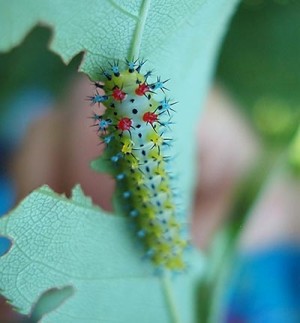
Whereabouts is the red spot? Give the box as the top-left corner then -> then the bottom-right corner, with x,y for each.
112,87 -> 126,101
117,117 -> 132,131
143,112 -> 158,124
135,83 -> 149,96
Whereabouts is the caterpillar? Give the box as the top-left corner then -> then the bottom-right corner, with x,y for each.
88,59 -> 188,270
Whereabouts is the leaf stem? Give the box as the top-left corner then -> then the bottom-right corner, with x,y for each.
128,0 -> 151,60
161,272 -> 182,323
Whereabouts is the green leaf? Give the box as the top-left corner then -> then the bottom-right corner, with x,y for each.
0,1 -> 240,321
0,0 -> 206,76
0,186 -> 204,322
0,0 -> 240,203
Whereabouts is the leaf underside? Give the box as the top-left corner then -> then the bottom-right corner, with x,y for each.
0,0 -> 240,321
0,0 -> 207,79
0,186 -> 204,322
0,0 -> 240,210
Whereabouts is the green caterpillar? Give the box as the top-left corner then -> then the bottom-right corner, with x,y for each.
89,60 -> 188,270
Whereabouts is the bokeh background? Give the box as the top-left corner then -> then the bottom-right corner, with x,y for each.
0,0 -> 299,322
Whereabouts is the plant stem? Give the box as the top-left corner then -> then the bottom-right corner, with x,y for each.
128,0 -> 151,60
161,272 -> 182,323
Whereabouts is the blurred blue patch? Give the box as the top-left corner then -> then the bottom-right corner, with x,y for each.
0,177 -> 14,259
0,237 -> 12,257
223,245 -> 300,323
0,176 -> 15,216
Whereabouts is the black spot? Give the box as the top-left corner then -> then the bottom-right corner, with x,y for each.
151,184 -> 155,190
130,99 -> 135,103
110,103 -> 115,108
149,176 -> 153,180
156,201 -> 161,207
142,150 -> 146,156
114,112 -> 118,116
138,133 -> 142,138
140,144 -> 144,147
149,104 -> 152,107
132,109 -> 138,114
146,166 -> 150,172
136,124 -> 141,129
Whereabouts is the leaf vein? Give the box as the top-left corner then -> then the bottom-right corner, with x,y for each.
107,0 -> 138,20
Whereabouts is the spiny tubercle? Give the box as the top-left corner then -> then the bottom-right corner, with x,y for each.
89,60 -> 187,270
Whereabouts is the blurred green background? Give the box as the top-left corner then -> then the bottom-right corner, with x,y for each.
218,0 -> 300,146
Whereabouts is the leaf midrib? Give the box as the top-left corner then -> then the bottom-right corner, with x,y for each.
128,0 -> 151,60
